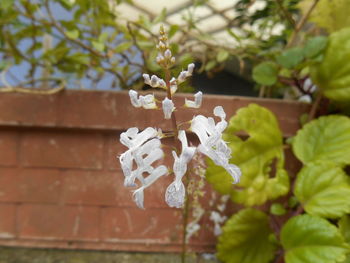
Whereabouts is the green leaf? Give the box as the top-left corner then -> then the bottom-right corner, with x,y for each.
294,162 -> 350,218
206,104 -> 289,206
270,203 -> 287,216
217,50 -> 229,62
276,47 -> 304,69
310,28 -> 350,101
281,215 -> 348,263
137,41 -> 154,49
92,41 -> 105,52
168,24 -> 179,38
114,42 -> 132,53
66,29 -> 79,40
217,209 -> 276,263
339,215 -> 350,244
252,62 -> 278,86
304,36 -> 328,58
205,60 -> 216,71
299,0 -> 350,33
153,8 -> 166,24
2,0 -> 14,10
292,115 -> 350,165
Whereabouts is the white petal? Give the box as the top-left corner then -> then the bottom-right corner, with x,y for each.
144,165 -> 168,186
142,74 -> 151,85
128,90 -> 141,107
150,75 -> 159,87
140,94 -> 157,109
185,91 -> 202,108
162,98 -> 175,119
298,94 -> 312,103
170,85 -> 177,95
133,188 -> 145,209
214,106 -> 226,119
165,181 -> 185,208
187,63 -> 195,75
177,71 -> 187,83
164,49 -> 172,58
225,164 -> 241,184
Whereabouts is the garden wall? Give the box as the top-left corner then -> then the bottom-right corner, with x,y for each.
0,90 -> 309,253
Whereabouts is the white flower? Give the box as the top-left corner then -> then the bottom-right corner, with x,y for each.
162,97 -> 175,119
170,77 -> 177,95
191,106 -> 241,183
298,94 -> 312,103
143,74 -> 166,89
177,63 -> 195,84
128,90 -> 157,109
119,127 -> 168,208
164,49 -> 172,59
165,130 -> 196,208
185,91 -> 202,108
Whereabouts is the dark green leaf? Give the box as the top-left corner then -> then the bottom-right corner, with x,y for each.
304,36 -> 328,58
276,47 -> 304,69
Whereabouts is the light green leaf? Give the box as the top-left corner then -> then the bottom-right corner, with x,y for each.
137,41 -> 154,49
217,209 -> 276,263
299,0 -> 350,33
66,29 -> 79,40
206,104 -> 289,206
114,42 -> 132,53
310,28 -> 350,101
2,0 -> 14,9
281,215 -> 348,263
294,162 -> 350,218
252,62 -> 278,86
304,36 -> 328,58
168,24 -> 179,38
276,47 -> 304,69
92,41 -> 105,52
205,60 -> 216,71
339,215 -> 350,244
98,32 -> 109,43
153,8 -> 166,24
292,115 -> 350,165
217,50 -> 229,62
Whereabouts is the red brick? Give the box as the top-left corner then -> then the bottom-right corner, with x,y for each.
61,170 -> 120,206
0,93 -> 58,126
18,204 -> 99,241
0,131 -> 17,166
0,168 -> 18,202
105,133 -> 125,171
0,204 -> 16,238
101,207 -> 182,243
21,131 -> 103,169
18,169 -> 62,203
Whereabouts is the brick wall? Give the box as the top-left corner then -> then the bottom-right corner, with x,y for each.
0,90 -> 309,253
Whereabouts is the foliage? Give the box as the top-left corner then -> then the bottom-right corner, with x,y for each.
208,5 -> 350,256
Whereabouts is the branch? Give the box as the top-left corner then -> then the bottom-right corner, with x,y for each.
275,0 -> 296,28
287,0 -> 320,48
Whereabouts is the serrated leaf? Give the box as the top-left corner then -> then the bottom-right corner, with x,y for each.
299,0 -> 350,33
252,62 -> 278,86
66,29 -> 79,39
304,36 -> 328,58
281,214 -> 348,263
206,104 -> 289,206
217,209 -> 276,263
292,115 -> 350,165
217,50 -> 229,63
310,28 -> 350,101
114,42 -> 132,53
294,162 -> 350,218
276,47 -> 304,69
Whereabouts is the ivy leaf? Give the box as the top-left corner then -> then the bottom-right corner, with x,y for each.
217,208 -> 276,263
206,104 -> 289,206
292,115 -> 350,165
252,62 -> 278,85
276,47 -> 304,69
310,28 -> 350,101
294,162 -> 350,218
304,36 -> 328,58
281,215 -> 348,263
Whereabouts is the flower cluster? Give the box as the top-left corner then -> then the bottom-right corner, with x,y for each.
118,27 -> 241,209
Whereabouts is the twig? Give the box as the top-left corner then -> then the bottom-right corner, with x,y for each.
286,0 -> 320,48
307,93 -> 322,122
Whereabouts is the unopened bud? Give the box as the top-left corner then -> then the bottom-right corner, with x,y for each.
150,75 -> 159,87
164,49 -> 172,59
